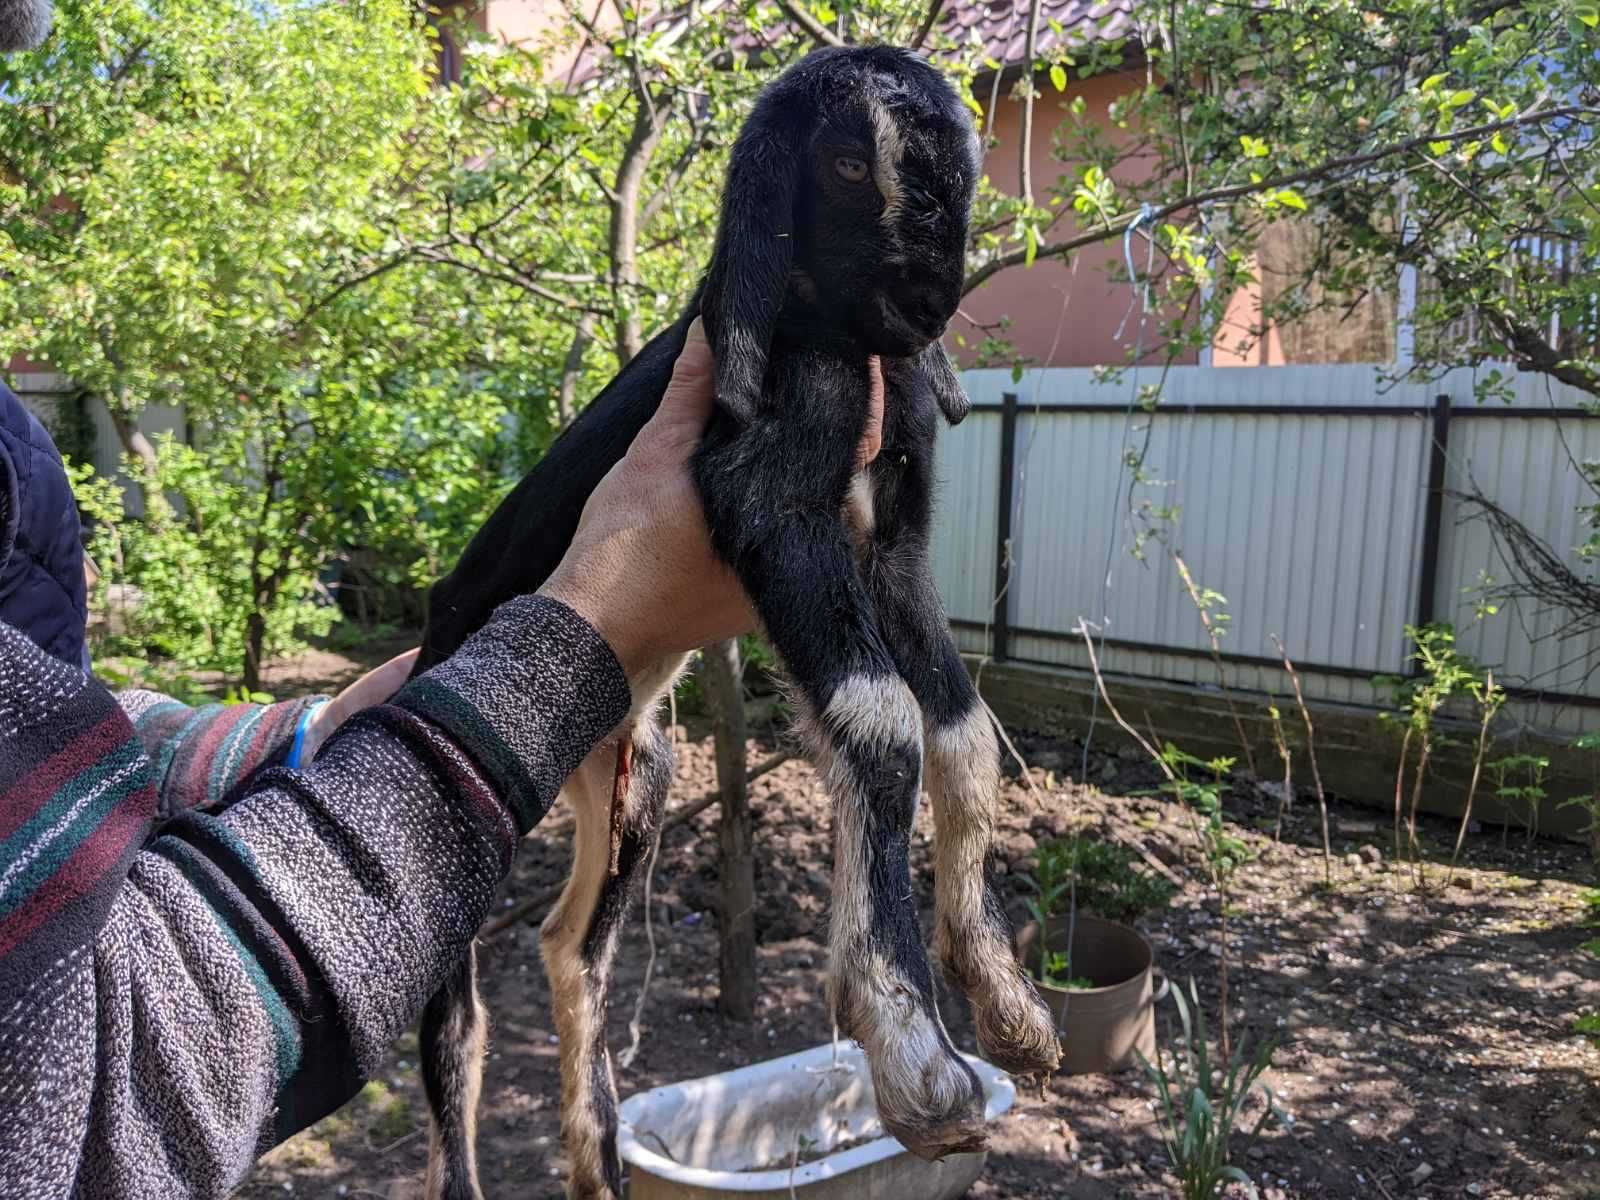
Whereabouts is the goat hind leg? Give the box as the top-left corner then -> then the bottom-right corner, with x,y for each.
421,947 -> 487,1200
868,570 -> 1059,1076
542,717 -> 671,1199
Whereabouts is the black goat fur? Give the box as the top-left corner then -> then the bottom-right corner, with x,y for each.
411,45 -> 1060,1200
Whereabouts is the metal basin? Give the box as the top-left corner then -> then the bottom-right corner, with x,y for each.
617,1041 -> 1014,1199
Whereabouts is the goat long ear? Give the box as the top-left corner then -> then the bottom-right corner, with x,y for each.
705,121 -> 802,424
921,341 -> 970,425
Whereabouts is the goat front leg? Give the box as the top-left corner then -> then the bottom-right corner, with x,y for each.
865,553 -> 1060,1077
543,713 -> 672,1199
699,472 -> 986,1160
421,948 -> 487,1200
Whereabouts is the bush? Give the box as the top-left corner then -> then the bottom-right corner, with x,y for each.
1025,834 -> 1177,926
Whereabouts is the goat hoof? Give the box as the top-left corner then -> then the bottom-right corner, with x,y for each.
864,1037 -> 989,1163
882,1108 -> 990,1162
973,974 -> 1062,1076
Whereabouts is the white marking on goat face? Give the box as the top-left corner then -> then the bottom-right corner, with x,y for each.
867,99 -> 905,228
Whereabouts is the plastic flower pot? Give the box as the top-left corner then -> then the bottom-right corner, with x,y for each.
1017,913 -> 1167,1075
617,1041 -> 1014,1199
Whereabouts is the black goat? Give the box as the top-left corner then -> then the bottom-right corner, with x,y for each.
411,45 -> 1061,1200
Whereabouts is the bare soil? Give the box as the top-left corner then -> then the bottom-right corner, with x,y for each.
234,691 -> 1600,1200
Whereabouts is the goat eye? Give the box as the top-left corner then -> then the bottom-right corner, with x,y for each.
834,155 -> 869,184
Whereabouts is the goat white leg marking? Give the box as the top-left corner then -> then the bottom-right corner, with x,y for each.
926,706 -> 1060,1075
814,674 -> 985,1158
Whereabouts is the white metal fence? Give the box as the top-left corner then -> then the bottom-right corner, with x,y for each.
933,364 -> 1600,735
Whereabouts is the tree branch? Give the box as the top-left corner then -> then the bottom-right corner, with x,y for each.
910,0 -> 946,50
1019,0 -> 1042,208
775,0 -> 845,47
961,101 -> 1598,296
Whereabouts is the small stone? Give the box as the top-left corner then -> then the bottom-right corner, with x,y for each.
1456,874 -> 1478,891
1466,1185 -> 1483,1197
1358,844 -> 1382,865
1343,853 -> 1363,870
1409,1163 -> 1434,1185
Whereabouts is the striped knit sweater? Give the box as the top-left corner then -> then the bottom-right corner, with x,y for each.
0,595 -> 632,1199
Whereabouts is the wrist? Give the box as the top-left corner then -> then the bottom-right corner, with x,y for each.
538,576 -> 652,679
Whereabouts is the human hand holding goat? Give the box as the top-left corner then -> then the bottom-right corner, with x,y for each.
413,47 -> 1060,1200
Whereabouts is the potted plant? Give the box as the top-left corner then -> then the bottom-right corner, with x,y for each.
1017,836 -> 1176,1074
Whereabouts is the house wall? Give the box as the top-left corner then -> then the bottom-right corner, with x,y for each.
960,67 -> 1199,369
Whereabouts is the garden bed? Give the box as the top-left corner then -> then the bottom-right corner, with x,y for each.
240,710 -> 1600,1200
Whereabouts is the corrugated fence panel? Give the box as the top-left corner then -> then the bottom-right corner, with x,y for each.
997,385 -> 1429,677
930,411 -> 1002,626
1439,410 -> 1600,700
939,364 -> 1600,735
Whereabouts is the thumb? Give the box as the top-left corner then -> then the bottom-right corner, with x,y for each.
656,318 -> 715,427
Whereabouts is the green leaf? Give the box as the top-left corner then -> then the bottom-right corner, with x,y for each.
1420,73 -> 1448,93
1049,64 -> 1067,93
1577,0 -> 1599,27
1239,134 -> 1268,159
1273,188 -> 1307,210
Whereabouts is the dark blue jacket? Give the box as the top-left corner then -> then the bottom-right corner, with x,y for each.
0,381 -> 89,671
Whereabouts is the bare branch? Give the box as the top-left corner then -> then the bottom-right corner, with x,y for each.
1019,0 -> 1042,208
775,0 -> 845,47
910,0 -> 946,51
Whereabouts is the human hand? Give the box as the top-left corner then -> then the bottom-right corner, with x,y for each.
540,318 -> 885,677
299,647 -> 420,762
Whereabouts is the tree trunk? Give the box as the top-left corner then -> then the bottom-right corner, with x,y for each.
608,88 -> 663,367
106,404 -> 160,518
703,638 -> 756,1020
557,313 -> 596,428
243,610 -> 267,694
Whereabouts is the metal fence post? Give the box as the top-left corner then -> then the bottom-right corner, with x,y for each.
1415,393 -> 1452,634
993,392 -> 1018,663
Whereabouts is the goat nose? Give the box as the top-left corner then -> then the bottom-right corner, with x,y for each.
899,279 -> 955,332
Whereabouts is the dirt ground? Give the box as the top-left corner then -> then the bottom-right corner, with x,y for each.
234,649 -> 1600,1200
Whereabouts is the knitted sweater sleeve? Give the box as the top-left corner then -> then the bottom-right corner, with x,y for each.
0,595 -> 630,1200
114,689 -> 323,818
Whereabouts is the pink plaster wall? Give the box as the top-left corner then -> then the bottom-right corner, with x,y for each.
957,68 -> 1192,368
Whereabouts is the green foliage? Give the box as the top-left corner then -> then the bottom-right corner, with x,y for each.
1378,624 -> 1490,875
988,1 -> 1600,567
1141,980 -> 1287,1200
1561,738 -> 1600,858
3,0 -> 517,684
1027,835 -> 1178,925
1377,624 -> 1486,743
1034,950 -> 1094,991
1575,1012 -> 1600,1046
1489,753 -> 1551,843
1150,745 -> 1253,888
